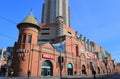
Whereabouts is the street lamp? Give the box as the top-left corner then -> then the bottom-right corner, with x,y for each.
56,16 -> 64,79
58,56 -> 63,79
60,38 -> 63,79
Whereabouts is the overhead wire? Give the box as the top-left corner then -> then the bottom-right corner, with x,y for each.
0,15 -> 17,40
0,16 -> 17,24
0,33 -> 17,40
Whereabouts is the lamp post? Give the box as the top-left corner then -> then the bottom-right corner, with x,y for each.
56,16 -> 64,79
58,55 -> 63,79
57,38 -> 64,79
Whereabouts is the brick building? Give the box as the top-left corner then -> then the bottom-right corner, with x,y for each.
12,0 -> 119,77
12,13 -> 117,77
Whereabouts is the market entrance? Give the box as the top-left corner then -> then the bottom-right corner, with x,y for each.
41,60 -> 53,76
67,63 -> 73,75
98,67 -> 100,74
82,65 -> 87,75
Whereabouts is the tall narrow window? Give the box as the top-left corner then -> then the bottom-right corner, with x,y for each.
28,35 -> 32,43
76,46 -> 79,56
86,43 -> 89,51
23,34 -> 26,43
91,46 -> 94,53
18,34 -> 22,43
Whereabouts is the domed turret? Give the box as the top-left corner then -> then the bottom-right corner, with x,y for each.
13,12 -> 40,76
17,12 -> 40,30
22,12 -> 38,25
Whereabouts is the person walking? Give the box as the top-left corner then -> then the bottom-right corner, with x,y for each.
9,68 -> 14,78
92,70 -> 96,79
27,70 -> 31,79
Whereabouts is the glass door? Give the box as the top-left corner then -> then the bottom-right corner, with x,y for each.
47,68 -> 50,76
41,60 -> 53,76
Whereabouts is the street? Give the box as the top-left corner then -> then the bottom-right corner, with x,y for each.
0,74 -> 120,79
62,74 -> 120,79
106,74 -> 120,79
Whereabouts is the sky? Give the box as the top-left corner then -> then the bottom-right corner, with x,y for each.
0,0 -> 120,63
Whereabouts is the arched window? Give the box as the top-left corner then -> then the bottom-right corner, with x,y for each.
99,51 -> 105,60
22,33 -> 26,43
67,63 -> 73,75
41,60 -> 53,76
28,35 -> 32,43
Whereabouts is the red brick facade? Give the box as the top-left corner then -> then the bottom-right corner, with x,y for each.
12,27 -> 117,76
12,13 -> 119,77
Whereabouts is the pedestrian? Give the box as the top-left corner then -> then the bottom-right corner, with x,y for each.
92,70 -> 96,79
74,71 -> 76,75
85,71 -> 87,76
5,68 -> 8,77
27,70 -> 31,79
10,68 -> 14,78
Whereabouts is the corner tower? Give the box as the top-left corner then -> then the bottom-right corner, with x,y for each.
17,12 -> 40,45
12,12 -> 40,76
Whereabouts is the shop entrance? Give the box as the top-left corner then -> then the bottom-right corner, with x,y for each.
41,60 -> 53,76
82,65 -> 87,75
98,67 -> 100,74
67,63 -> 73,75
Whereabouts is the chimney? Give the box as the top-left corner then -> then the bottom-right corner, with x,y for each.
79,34 -> 82,41
75,31 -> 78,35
87,39 -> 89,44
83,37 -> 86,43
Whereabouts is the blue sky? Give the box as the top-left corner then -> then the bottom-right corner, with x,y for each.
0,0 -> 120,63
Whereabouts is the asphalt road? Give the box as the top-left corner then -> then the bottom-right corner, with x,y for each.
62,74 -> 120,79
0,74 -> 120,79
106,74 -> 120,79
